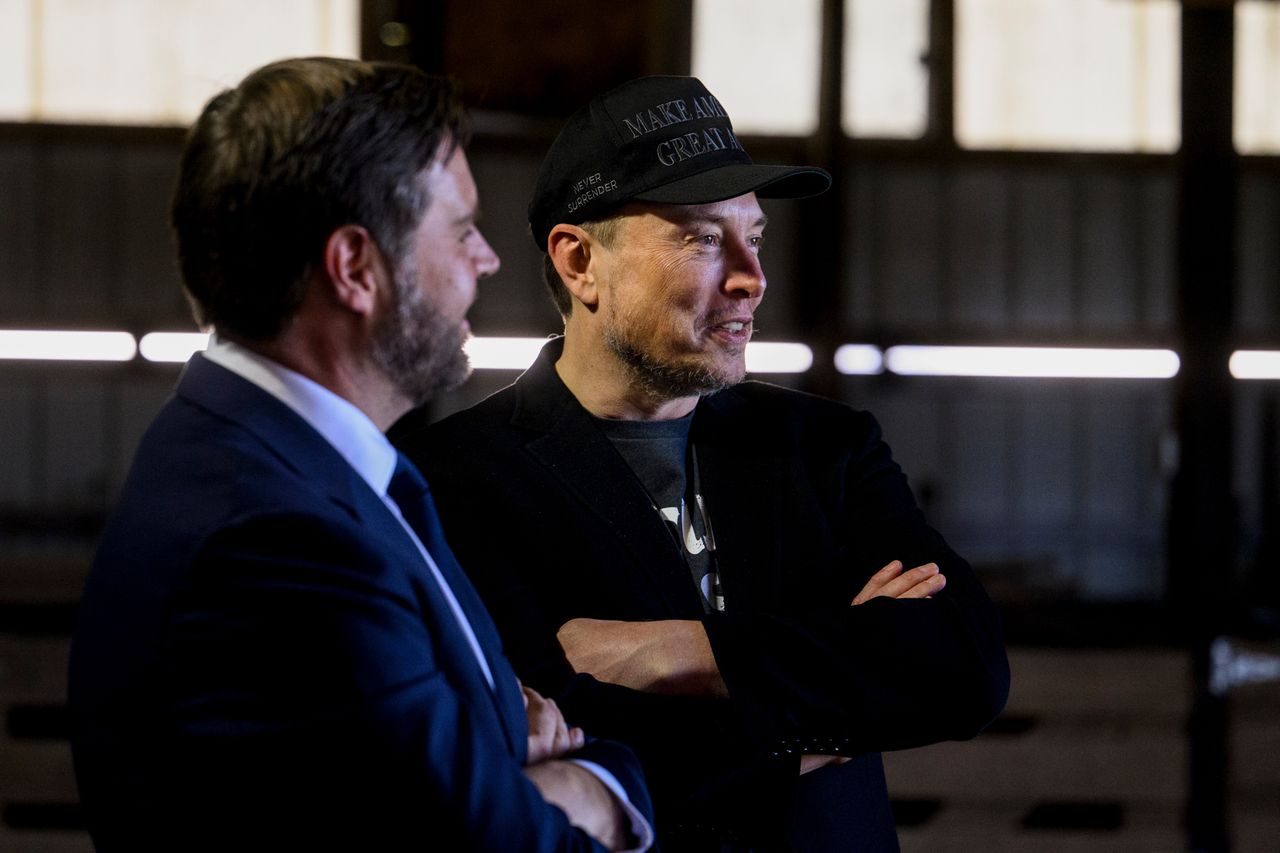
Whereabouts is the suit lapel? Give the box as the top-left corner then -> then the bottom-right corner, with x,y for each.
179,355 -> 528,753
418,519 -> 529,754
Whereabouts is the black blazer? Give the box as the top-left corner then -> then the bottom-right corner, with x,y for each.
70,354 -> 651,852
399,338 -> 1009,851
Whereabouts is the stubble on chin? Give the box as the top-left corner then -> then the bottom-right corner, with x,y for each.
602,325 -> 744,402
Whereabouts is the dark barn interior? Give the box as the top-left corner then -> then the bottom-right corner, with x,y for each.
1,1 -> 1278,850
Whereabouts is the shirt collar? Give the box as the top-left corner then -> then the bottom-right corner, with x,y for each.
201,335 -> 398,496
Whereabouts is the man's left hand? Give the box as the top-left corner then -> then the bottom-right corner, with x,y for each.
851,559 -> 944,606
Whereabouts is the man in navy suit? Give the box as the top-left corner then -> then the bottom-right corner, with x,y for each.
68,57 -> 652,852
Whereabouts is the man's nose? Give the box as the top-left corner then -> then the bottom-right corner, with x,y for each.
475,232 -> 501,280
725,239 -> 766,299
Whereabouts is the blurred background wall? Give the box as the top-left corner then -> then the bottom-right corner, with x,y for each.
1,1 -> 1278,850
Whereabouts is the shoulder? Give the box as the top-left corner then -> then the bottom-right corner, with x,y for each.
703,380 -> 882,446
400,381 -> 523,463
397,350 -> 581,468
439,379 -> 523,432
108,394 -> 375,563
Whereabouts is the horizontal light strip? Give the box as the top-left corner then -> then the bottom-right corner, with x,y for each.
0,329 -> 136,362
462,336 -> 549,370
460,337 -> 815,374
745,342 -> 813,374
883,346 -> 1181,379
139,332 -> 211,363
1230,350 -> 1280,379
14,332 -> 1280,384
834,344 -> 885,375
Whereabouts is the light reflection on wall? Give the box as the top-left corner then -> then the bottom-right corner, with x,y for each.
0,0 -> 358,125
1236,0 -> 1280,155
692,0 -> 823,136
842,0 -> 929,138
956,0 -> 1180,152
53,330 -> 1280,383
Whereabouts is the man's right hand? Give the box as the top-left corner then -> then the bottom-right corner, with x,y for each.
523,683 -> 584,764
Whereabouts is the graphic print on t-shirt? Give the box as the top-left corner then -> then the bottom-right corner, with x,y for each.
658,502 -> 705,555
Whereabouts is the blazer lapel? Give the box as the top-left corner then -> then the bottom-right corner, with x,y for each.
691,387 -> 789,612
512,342 -> 705,617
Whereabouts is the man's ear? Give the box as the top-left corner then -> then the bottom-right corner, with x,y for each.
548,224 -> 601,309
321,224 -> 387,318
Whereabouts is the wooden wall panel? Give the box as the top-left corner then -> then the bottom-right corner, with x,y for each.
877,167 -> 944,331
117,146 -> 188,328
0,146 -> 40,321
41,381 -> 111,513
1239,175 -> 1280,338
0,380 -> 38,509
1078,172 -> 1142,334
1138,174 -> 1176,334
1012,388 -> 1078,532
946,168 -> 1010,333
42,147 -> 117,322
1010,172 -> 1077,335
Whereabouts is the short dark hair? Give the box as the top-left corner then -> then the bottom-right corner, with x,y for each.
540,216 -> 622,320
172,57 -> 467,340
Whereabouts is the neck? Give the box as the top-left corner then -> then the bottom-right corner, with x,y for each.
555,325 -> 697,421
234,327 -> 410,432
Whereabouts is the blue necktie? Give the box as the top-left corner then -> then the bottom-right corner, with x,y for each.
386,453 -> 503,688
386,452 -> 529,755
387,453 -> 458,571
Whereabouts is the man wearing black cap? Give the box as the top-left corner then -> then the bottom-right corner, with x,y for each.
396,76 -> 1009,851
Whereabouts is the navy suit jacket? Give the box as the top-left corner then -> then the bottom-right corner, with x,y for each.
69,354 -> 650,851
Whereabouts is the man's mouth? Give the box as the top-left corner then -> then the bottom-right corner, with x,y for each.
705,317 -> 753,343
706,314 -> 753,331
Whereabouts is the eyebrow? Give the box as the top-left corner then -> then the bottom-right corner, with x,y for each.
453,207 -> 482,227
677,212 -> 769,230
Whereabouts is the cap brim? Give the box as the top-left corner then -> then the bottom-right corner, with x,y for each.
631,163 -> 831,206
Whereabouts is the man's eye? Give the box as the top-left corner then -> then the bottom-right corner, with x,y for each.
696,234 -> 719,246
748,235 -> 765,249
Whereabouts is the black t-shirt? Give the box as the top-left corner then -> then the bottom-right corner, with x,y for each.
595,414 -> 716,612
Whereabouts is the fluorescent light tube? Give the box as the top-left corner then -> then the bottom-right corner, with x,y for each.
0,329 -> 136,362
883,346 -> 1180,379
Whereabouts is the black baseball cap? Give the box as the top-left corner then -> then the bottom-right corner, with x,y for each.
528,75 -> 831,249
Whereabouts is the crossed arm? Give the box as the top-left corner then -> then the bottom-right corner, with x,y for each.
555,559 -> 945,773
557,558 -> 944,696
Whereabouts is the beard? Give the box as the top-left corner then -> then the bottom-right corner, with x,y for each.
601,306 -> 745,402
371,264 -> 471,409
